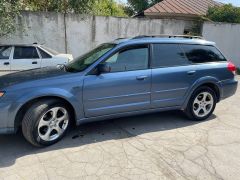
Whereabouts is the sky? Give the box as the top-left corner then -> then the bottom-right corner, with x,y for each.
118,0 -> 240,7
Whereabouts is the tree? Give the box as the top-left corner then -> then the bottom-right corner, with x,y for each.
92,0 -> 127,17
0,0 -> 20,37
207,4 -> 240,23
21,0 -> 127,16
126,0 -> 163,15
21,0 -> 95,14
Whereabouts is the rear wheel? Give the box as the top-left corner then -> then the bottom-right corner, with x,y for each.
185,86 -> 217,121
22,99 -> 71,147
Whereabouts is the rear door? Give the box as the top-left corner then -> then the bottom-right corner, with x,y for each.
151,43 -> 196,108
11,46 -> 41,70
83,45 -> 151,117
0,46 -> 12,71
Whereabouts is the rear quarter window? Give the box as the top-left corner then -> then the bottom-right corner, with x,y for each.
152,44 -> 190,68
181,44 -> 226,64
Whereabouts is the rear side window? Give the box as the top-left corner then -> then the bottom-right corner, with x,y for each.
38,48 -> 52,58
181,45 -> 226,63
152,44 -> 189,68
14,46 -> 39,59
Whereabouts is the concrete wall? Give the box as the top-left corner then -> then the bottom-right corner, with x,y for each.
0,12 -> 66,54
0,12 -> 193,58
202,22 -> 240,67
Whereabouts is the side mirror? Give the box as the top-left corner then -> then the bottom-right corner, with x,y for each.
97,63 -> 111,74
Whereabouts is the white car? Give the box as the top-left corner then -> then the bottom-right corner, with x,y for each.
0,44 -> 73,71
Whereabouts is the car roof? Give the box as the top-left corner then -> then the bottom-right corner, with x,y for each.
112,37 -> 215,46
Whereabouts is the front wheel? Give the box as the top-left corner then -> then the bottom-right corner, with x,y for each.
185,86 -> 217,121
22,99 -> 71,147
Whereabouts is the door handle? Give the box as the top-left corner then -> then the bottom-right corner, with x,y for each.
187,71 -> 196,75
136,75 -> 148,80
32,61 -> 38,64
4,62 -> 10,65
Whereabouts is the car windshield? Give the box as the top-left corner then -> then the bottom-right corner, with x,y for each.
40,46 -> 59,55
65,43 -> 116,72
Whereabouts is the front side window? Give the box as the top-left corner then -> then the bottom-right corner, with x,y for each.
66,43 -> 116,72
181,45 -> 226,63
38,48 -> 52,58
103,46 -> 149,72
152,44 -> 189,68
14,47 -> 39,59
0,46 -> 12,60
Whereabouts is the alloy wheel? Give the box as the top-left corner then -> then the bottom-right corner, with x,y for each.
38,107 -> 69,141
193,92 -> 214,118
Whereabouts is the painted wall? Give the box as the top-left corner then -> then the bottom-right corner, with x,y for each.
202,22 -> 240,67
0,12 -> 194,58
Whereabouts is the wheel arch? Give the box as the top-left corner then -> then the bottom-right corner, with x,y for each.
14,96 -> 77,132
183,77 -> 221,110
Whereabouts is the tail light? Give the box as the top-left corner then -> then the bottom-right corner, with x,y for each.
227,61 -> 236,75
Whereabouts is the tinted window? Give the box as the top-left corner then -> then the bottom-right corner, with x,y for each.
14,47 -> 39,59
38,48 -> 52,58
152,44 -> 189,68
104,46 -> 148,72
181,45 -> 226,63
0,46 -> 12,60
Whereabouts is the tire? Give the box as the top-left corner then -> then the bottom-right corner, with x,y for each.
22,99 -> 72,147
185,86 -> 217,121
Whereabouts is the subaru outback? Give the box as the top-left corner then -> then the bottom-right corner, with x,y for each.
0,35 -> 238,147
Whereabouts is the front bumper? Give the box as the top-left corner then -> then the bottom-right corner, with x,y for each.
220,78 -> 238,100
0,101 -> 15,134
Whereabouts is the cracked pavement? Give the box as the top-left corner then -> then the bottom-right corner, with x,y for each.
0,75 -> 239,180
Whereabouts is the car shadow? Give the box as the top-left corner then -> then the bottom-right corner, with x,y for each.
0,110 -> 217,168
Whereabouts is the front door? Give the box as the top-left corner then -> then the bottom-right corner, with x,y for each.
83,45 -> 151,117
11,46 -> 41,71
0,46 -> 12,71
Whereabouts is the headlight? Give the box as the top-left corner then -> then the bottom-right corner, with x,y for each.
0,91 -> 5,97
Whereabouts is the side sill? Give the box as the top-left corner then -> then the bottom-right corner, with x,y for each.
0,128 -> 15,135
76,106 -> 181,126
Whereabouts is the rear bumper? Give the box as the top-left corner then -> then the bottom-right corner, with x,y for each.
220,78 -> 238,100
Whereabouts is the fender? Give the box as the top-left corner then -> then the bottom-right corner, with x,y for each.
182,76 -> 222,110
8,88 -> 84,129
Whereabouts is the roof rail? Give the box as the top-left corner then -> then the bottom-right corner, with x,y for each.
132,34 -> 204,40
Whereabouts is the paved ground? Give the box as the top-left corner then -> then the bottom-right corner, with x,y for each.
0,74 -> 239,180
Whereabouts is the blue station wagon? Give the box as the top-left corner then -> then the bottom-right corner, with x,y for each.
0,35 -> 238,146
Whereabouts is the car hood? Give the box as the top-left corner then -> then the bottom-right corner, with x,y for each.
0,67 -> 69,89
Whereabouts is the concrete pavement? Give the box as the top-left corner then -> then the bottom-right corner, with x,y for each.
0,76 -> 239,180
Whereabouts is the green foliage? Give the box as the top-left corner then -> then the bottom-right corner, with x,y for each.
21,0 -> 95,14
0,0 -> 20,37
207,4 -> 240,23
92,0 -> 127,17
126,0 -> 163,15
21,0 -> 127,16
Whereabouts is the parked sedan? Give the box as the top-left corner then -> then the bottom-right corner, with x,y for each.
0,44 -> 73,71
